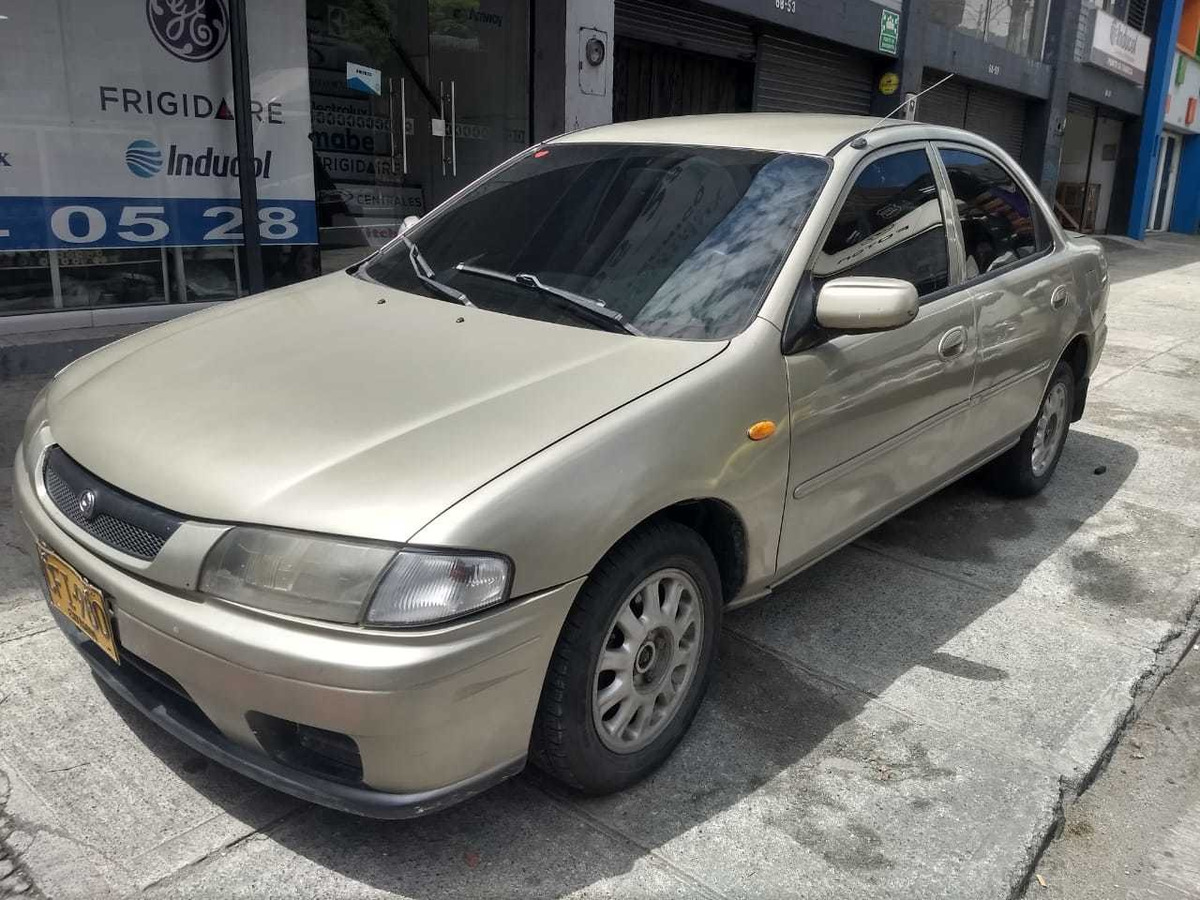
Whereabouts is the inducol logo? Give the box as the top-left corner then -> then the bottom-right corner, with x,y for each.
146,0 -> 229,63
123,139 -> 273,179
125,139 -> 164,177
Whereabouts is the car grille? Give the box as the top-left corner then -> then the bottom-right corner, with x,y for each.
42,447 -> 183,561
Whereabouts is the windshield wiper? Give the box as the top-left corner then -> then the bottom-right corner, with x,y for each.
403,237 -> 474,307
454,263 -> 641,336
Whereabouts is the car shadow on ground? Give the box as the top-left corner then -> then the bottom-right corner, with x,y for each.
100,428 -> 1139,898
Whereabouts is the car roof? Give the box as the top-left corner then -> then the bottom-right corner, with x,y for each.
548,113 -> 973,157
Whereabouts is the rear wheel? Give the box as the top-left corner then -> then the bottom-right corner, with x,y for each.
531,521 -> 721,794
987,361 -> 1075,497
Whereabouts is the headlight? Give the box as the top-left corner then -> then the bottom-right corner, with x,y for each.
198,527 -> 511,627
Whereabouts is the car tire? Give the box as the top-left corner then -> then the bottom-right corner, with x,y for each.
531,520 -> 722,794
987,360 -> 1075,497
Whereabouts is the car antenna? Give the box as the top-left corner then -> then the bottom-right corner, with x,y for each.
851,73 -> 954,148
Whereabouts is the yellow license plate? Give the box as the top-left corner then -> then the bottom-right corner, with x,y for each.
39,544 -> 120,665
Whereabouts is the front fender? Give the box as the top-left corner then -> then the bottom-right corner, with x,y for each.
411,318 -> 792,599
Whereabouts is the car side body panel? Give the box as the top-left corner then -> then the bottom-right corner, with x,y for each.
411,317 -> 792,601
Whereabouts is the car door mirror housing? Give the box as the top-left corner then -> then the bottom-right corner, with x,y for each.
400,215 -> 421,234
814,277 -> 919,333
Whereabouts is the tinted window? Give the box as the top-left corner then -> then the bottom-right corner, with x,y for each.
813,149 -> 950,298
361,143 -> 829,340
939,148 -> 1049,278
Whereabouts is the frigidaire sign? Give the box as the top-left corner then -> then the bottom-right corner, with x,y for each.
1089,8 -> 1151,86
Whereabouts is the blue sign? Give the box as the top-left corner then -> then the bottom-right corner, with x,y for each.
0,196 -> 317,251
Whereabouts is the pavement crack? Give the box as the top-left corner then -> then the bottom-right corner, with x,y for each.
132,804 -> 305,896
520,778 -> 731,900
40,762 -> 90,774
0,625 -> 56,646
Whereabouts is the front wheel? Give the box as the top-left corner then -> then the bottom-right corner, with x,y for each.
531,521 -> 722,794
987,360 -> 1075,497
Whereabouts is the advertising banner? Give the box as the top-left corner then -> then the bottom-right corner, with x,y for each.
1088,8 -> 1151,86
0,0 -> 317,252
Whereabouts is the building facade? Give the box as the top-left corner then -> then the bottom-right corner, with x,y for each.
0,0 -> 1183,337
1139,0 -> 1200,233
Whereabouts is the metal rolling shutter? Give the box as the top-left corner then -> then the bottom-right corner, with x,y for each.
614,0 -> 755,61
964,87 -> 1027,160
1068,95 -> 1098,118
753,30 -> 874,114
918,71 -> 1028,161
917,72 -> 969,129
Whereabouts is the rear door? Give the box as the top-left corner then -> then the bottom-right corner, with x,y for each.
776,144 -> 978,574
933,145 -> 1073,449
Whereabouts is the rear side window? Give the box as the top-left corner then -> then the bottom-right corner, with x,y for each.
938,148 -> 1050,278
812,148 -> 950,299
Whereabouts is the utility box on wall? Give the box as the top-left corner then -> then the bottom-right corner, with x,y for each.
578,27 -> 610,96
564,0 -> 615,131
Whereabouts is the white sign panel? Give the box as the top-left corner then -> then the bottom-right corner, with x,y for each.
0,0 -> 316,251
346,62 -> 383,96
1089,8 -> 1151,86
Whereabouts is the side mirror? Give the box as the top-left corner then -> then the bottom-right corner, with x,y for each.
815,276 -> 919,332
400,214 -> 421,234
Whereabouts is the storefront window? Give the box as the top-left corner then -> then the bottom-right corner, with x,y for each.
0,0 -> 318,323
929,0 -> 1052,58
0,0 -> 531,326
1056,109 -> 1126,234
0,253 -> 56,316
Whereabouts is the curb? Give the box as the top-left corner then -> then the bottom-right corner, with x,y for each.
1010,563 -> 1200,899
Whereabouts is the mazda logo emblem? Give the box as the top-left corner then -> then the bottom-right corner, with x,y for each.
78,490 -> 97,520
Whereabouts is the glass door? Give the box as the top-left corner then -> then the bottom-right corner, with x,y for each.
305,0 -> 528,272
416,0 -> 530,208
1150,133 -> 1181,232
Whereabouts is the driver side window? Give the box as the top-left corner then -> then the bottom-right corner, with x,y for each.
812,148 -> 951,299
783,147 -> 950,351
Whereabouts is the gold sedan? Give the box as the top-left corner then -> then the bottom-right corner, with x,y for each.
14,114 -> 1107,816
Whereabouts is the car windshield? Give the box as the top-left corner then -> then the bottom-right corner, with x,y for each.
359,143 -> 829,340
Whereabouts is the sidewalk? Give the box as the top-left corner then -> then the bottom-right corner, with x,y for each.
1,235 -> 1199,900
1033,639 -> 1200,898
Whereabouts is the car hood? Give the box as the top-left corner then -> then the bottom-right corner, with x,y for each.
48,273 -> 725,542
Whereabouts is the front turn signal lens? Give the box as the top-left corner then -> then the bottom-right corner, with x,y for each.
747,420 -> 777,441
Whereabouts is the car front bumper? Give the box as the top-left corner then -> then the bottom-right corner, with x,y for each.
13,444 -> 581,818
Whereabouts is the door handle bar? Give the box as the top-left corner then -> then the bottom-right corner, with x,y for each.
450,79 -> 457,177
938,326 -> 967,359
439,80 -> 447,176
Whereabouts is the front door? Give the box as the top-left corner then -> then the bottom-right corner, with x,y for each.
1149,133 -> 1181,232
777,145 -> 977,573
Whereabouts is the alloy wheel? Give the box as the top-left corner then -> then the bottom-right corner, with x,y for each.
1031,381 -> 1069,477
592,568 -> 705,754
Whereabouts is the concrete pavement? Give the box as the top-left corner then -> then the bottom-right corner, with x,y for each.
1,234 -> 1199,899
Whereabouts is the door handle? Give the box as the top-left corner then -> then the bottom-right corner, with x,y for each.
399,77 -> 408,175
439,80 -> 447,176
938,326 -> 967,359
449,79 -> 457,177
1050,285 -> 1069,309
